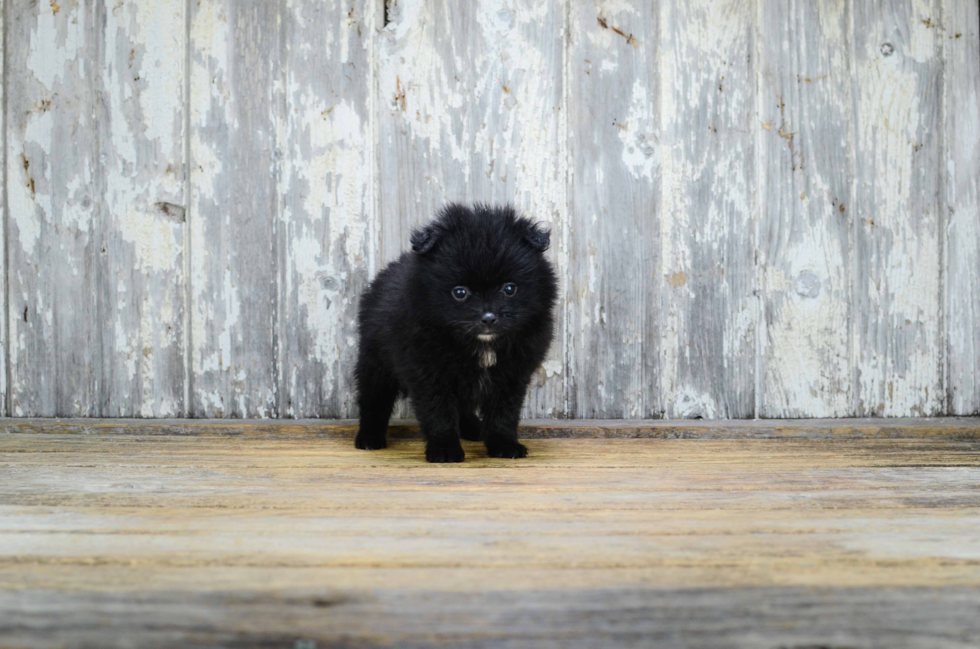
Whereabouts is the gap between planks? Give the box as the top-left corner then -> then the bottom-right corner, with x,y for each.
0,417 -> 978,439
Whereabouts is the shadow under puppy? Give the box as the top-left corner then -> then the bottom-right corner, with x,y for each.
354,204 -> 557,462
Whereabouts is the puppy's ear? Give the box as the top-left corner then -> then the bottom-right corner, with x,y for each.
410,222 -> 442,255
521,221 -> 551,252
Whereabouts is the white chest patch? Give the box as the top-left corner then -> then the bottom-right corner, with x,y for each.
480,348 -> 497,368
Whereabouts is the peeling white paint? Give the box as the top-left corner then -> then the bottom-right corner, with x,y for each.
115,210 -> 181,273
853,0 -> 943,416
8,137 -> 42,255
380,0 -> 566,418
757,0 -> 853,418
3,0 -> 975,419
618,80 -> 657,181
26,4 -> 86,91
541,360 -> 563,378
945,0 -> 980,414
671,386 -> 718,419
275,0 -> 375,417
565,0 -> 660,418
660,0 -> 755,418
98,0 -> 187,416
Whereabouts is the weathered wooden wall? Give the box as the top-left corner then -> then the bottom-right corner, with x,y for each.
2,0 -> 979,419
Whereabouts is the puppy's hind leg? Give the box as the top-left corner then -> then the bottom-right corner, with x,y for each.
354,352 -> 398,451
458,409 -> 483,442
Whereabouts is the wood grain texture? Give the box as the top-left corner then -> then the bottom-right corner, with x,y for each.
660,0 -> 756,418
278,0 -> 374,418
2,1 -> 980,420
944,0 -> 980,415
6,1 -> 102,416
852,0 -> 944,417
100,0 -> 186,417
566,1 -> 660,418
2,587 -> 979,648
377,0 -> 567,417
758,0 -> 853,417
189,0 -> 280,417
1,430 -> 979,646
0,0 -> 6,416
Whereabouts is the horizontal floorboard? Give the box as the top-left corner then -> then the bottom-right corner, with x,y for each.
0,426 -> 979,647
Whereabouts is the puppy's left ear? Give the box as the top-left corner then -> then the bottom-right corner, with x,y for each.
521,221 -> 551,252
410,222 -> 442,255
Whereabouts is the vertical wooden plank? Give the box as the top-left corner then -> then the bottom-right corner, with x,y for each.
0,0 -> 6,416
189,0 -> 280,417
378,0 -> 567,417
100,0 -> 186,416
566,1 -> 659,417
660,0 -> 756,418
278,0 -> 374,419
944,0 -> 980,415
757,0 -> 853,417
6,1 -> 101,416
852,0 -> 943,416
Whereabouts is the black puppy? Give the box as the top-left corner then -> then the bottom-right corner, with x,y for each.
354,204 -> 557,463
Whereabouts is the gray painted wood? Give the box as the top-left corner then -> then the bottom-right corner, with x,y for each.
0,0 -> 5,416
659,0 -> 756,418
100,1 -> 187,417
278,0 -> 375,418
758,0 -> 854,417
6,1 -> 102,416
944,0 -> 980,416
4,1 -> 185,418
377,0 -> 567,418
189,0 -> 280,417
852,0 -> 944,417
2,0 -> 980,419
566,1 -> 660,418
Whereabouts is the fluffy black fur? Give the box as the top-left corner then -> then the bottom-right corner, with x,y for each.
354,204 -> 557,463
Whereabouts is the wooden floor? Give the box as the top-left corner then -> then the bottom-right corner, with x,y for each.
2,420 -> 980,648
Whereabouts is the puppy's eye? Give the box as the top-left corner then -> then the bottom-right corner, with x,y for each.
452,286 -> 469,301
501,283 -> 518,297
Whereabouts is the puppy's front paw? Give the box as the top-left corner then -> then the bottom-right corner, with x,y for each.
425,443 -> 465,463
486,439 -> 527,459
355,430 -> 387,450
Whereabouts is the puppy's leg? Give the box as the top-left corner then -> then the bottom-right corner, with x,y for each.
458,407 -> 483,441
354,351 -> 398,451
481,382 -> 528,459
413,392 -> 465,463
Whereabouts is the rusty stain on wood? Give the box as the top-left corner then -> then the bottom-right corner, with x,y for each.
395,75 -> 406,111
597,15 -> 637,48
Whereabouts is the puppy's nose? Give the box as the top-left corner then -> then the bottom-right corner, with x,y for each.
481,312 -> 497,326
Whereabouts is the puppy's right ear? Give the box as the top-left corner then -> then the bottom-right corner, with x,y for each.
410,222 -> 441,255
523,223 -> 551,252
